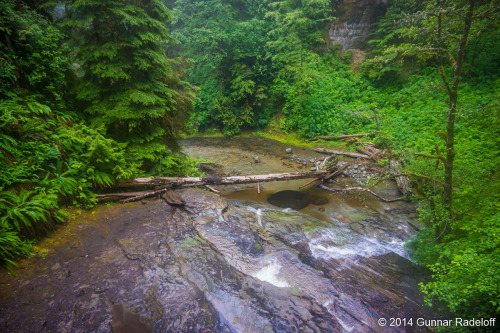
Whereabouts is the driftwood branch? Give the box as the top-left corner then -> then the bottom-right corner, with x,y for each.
314,148 -> 369,159
299,163 -> 350,188
299,177 -> 320,189
324,163 -> 350,181
206,185 -> 220,193
318,155 -> 337,170
318,184 -> 406,202
95,191 -> 164,202
307,133 -> 370,141
354,146 -> 380,162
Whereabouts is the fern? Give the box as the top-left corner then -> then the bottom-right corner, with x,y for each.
0,191 -> 56,237
0,225 -> 32,270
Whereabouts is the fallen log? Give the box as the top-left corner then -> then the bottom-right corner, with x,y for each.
323,163 -> 350,180
337,133 -> 371,139
299,163 -> 350,188
314,148 -> 369,159
354,146 -> 379,162
307,133 -> 371,141
95,191 -> 156,202
365,145 -> 381,154
318,184 -> 405,202
120,170 -> 331,188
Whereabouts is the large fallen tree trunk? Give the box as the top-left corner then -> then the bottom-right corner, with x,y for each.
314,148 -> 369,159
118,170 -> 331,188
98,170 -> 332,203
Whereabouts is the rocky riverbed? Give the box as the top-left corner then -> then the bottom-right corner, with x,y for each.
0,136 -> 438,332
1,188 -> 434,332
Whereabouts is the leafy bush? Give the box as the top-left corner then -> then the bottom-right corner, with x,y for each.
273,51 -> 379,137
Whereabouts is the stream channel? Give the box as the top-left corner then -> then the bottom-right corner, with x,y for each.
0,136 -> 437,333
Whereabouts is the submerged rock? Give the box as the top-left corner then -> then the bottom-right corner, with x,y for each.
110,303 -> 151,333
267,190 -> 309,210
267,190 -> 329,210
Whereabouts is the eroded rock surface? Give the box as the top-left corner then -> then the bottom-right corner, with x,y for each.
328,0 -> 390,51
0,189 -> 434,332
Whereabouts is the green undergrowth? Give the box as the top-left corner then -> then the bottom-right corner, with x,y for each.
0,0 -> 201,269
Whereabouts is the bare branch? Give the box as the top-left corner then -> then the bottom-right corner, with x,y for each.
318,184 -> 406,202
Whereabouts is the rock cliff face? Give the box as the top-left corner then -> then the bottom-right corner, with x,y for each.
327,0 -> 390,51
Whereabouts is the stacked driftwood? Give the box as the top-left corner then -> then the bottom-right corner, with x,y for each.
308,133 -> 411,197
96,133 -> 411,203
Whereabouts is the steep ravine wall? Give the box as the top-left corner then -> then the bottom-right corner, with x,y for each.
328,0 -> 390,52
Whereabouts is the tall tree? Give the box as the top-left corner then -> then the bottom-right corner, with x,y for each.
0,0 -> 68,103
374,0 -> 494,238
68,0 -> 194,173
427,0 -> 477,236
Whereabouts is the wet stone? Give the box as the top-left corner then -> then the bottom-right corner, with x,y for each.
174,188 -> 228,217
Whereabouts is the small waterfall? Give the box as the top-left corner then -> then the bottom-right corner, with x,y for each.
309,228 -> 411,260
251,258 -> 290,288
244,206 -> 263,226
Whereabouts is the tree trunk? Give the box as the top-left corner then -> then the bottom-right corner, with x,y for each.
435,0 -> 474,239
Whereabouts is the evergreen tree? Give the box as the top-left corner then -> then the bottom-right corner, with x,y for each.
68,0 -> 194,173
0,0 -> 68,104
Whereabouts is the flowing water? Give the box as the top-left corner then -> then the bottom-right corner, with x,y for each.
0,136 -> 436,333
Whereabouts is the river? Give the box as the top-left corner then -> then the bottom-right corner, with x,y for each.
0,136 -> 437,333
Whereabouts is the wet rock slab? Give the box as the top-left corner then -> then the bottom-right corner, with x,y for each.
0,189 -> 435,333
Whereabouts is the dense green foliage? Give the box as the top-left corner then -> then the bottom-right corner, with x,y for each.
67,0 -> 196,174
171,0 -> 335,135
367,0 -> 500,321
0,0 -> 198,268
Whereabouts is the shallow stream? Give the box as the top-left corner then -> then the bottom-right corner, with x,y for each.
0,136 -> 435,333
